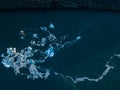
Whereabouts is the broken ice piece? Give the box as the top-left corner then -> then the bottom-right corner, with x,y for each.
76,36 -> 81,40
1,58 -> 11,68
44,69 -> 50,79
33,33 -> 39,38
40,27 -> 47,31
45,46 -> 54,57
7,47 -> 16,56
1,54 -> 5,58
20,30 -> 26,39
49,22 -> 54,29
41,38 -> 47,46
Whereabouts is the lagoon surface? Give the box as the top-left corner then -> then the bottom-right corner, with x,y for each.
0,10 -> 120,90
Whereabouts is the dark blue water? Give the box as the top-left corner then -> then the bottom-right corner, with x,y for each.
0,10 -> 120,90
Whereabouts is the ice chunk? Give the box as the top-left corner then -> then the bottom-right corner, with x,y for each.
28,59 -> 35,64
33,33 -> 38,38
1,58 -> 11,68
41,38 -> 47,46
49,22 -> 54,29
7,47 -> 16,56
2,61 -> 11,68
76,36 -> 81,40
40,27 -> 47,31
20,30 -> 25,39
27,46 -> 32,51
20,36 -> 24,39
44,69 -> 50,79
1,54 -> 5,58
45,47 -> 54,57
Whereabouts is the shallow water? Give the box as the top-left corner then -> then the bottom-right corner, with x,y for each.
0,10 -> 120,90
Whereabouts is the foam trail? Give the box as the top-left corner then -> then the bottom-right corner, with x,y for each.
54,61 -> 114,83
114,54 -> 120,58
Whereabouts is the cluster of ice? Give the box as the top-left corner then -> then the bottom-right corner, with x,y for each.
1,22 -> 115,83
1,23 -> 81,80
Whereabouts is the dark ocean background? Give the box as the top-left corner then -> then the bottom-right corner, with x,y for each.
0,9 -> 120,90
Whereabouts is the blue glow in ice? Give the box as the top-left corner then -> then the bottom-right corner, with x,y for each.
49,22 -> 54,29
45,47 -> 54,57
1,58 -> 11,68
33,33 -> 38,38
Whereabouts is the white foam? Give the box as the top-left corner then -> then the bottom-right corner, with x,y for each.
55,62 -> 114,83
